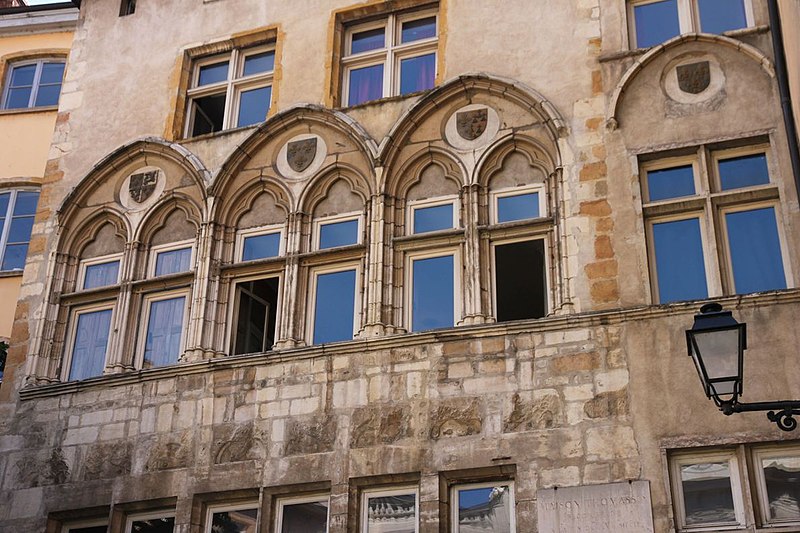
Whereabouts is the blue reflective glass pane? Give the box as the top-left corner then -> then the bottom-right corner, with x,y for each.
243,51 -> 275,76
634,0 -> 680,48
144,297 -> 185,368
68,309 -> 112,381
718,154 -> 769,191
13,192 -> 38,216
647,165 -> 696,201
401,17 -> 436,43
1,243 -> 28,271
7,216 -> 34,243
652,218 -> 708,303
237,86 -> 271,127
319,219 -> 359,249
0,193 -> 9,216
198,61 -> 229,86
458,486 -> 512,529
10,64 -> 35,86
243,232 -> 281,261
155,247 -> 192,276
313,269 -> 356,344
39,62 -> 65,84
497,193 -> 540,222
351,27 -> 385,54
726,208 -> 786,294
698,0 -> 747,33
348,64 -> 383,106
412,255 -> 454,331
413,203 -> 453,233
83,261 -> 120,290
5,87 -> 31,109
34,84 -> 61,107
400,53 -> 435,95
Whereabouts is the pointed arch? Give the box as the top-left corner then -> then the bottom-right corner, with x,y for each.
134,192 -> 203,244
475,133 -> 559,187
60,207 -> 130,258
217,176 -> 293,228
298,162 -> 373,216
386,146 -> 467,199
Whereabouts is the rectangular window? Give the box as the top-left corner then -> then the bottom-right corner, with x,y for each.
315,214 -> 361,250
494,239 -> 547,322
631,0 -> 680,48
752,446 -> 800,527
119,0 -> 136,16
152,243 -> 193,277
1,59 -> 65,110
410,198 -> 456,234
452,482 -> 516,533
717,153 -> 769,191
696,0 -> 747,34
723,206 -> 787,294
231,277 -> 279,355
65,306 -> 113,381
671,452 -> 744,530
141,293 -> 187,369
650,217 -> 709,303
362,487 -> 418,533
276,495 -> 330,533
239,227 -> 282,261
644,165 -> 696,202
62,521 -> 108,533
410,252 -> 456,332
206,503 -> 259,533
342,9 -> 438,106
186,45 -> 274,137
0,189 -> 39,271
492,187 -> 543,223
125,513 -> 175,533
628,0 -> 750,48
311,266 -> 358,344
80,255 -> 121,290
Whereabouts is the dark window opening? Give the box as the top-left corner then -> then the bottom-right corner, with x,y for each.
119,0 -> 136,16
495,240 -> 547,322
190,93 -> 226,137
233,277 -> 279,355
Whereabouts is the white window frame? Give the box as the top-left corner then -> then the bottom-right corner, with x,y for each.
342,8 -> 438,106
149,240 -> 195,278
78,252 -> 123,291
451,481 -> 517,533
275,494 -> 331,533
669,450 -> 746,532
0,188 -> 39,272
61,518 -> 108,532
226,272 -> 283,355
236,224 -> 284,262
205,501 -> 260,533
490,235 -> 551,320
135,288 -> 190,369
0,58 -> 65,110
490,185 -> 547,224
405,247 -> 461,332
627,0 -> 754,49
406,195 -> 459,235
124,511 -> 176,533
313,212 -> 363,251
307,261 -> 362,345
751,444 -> 800,528
640,156 -> 702,204
61,302 -> 115,382
361,486 -> 419,533
184,44 -> 275,137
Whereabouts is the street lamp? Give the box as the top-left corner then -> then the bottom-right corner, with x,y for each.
686,302 -> 800,432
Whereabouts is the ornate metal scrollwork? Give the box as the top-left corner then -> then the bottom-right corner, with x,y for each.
767,409 -> 800,432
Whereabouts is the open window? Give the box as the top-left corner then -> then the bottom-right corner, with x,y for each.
231,276 -> 280,355
492,239 -> 547,322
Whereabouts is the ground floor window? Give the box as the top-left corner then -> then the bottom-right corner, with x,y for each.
276,495 -> 330,532
452,482 -> 515,533
206,503 -> 259,533
362,487 -> 419,533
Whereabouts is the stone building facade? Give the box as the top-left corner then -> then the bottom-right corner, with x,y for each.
0,0 -> 799,532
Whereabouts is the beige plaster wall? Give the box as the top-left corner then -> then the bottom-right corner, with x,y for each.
781,0 -> 800,135
0,275 -> 20,338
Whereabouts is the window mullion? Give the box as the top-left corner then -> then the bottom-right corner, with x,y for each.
385,14 -> 397,98
224,50 -> 238,129
28,61 -> 44,108
678,0 -> 695,33
0,190 -> 18,268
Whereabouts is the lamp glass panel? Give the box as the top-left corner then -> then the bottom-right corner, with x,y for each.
692,329 -> 740,397
762,455 -> 800,522
681,462 -> 737,526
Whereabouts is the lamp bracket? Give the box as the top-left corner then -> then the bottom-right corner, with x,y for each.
720,400 -> 800,432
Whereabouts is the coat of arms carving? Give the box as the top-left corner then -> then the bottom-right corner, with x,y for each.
456,109 -> 489,141
129,170 -> 159,203
287,138 -> 318,173
676,61 -> 711,95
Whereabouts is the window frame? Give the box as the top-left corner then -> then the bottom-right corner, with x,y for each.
78,252 -> 123,291
184,44 -> 275,138
406,195 -> 459,235
0,188 -> 39,272
626,0 -> 755,49
450,480 -> 517,533
405,247 -> 461,332
275,493 -> 331,533
751,444 -> 800,528
149,240 -> 195,278
360,486 -> 420,533
307,261 -> 362,345
61,518 -> 108,533
0,58 -> 66,110
61,302 -> 115,382
490,235 -> 551,321
313,212 -> 364,251
342,8 -> 438,107
135,288 -> 190,370
669,449 -> 746,531
124,510 -> 176,533
226,272 -> 283,356
236,224 -> 284,262
490,185 -> 547,225
640,156 -> 702,205
204,501 -> 260,533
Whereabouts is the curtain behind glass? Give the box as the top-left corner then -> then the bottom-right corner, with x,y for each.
144,296 -> 185,368
68,309 -> 112,381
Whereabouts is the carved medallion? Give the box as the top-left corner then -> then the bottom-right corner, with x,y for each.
128,170 -> 159,203
287,138 -> 318,173
677,61 -> 711,94
456,109 -> 488,140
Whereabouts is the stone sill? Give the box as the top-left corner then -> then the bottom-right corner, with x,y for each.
18,288 -> 800,401
0,105 -> 57,117
0,270 -> 23,278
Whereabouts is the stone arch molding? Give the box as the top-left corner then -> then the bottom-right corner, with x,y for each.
606,33 -> 776,130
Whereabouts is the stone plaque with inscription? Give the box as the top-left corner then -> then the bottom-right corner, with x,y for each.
537,481 -> 654,533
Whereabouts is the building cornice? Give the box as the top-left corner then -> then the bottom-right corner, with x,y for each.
0,5 -> 78,36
